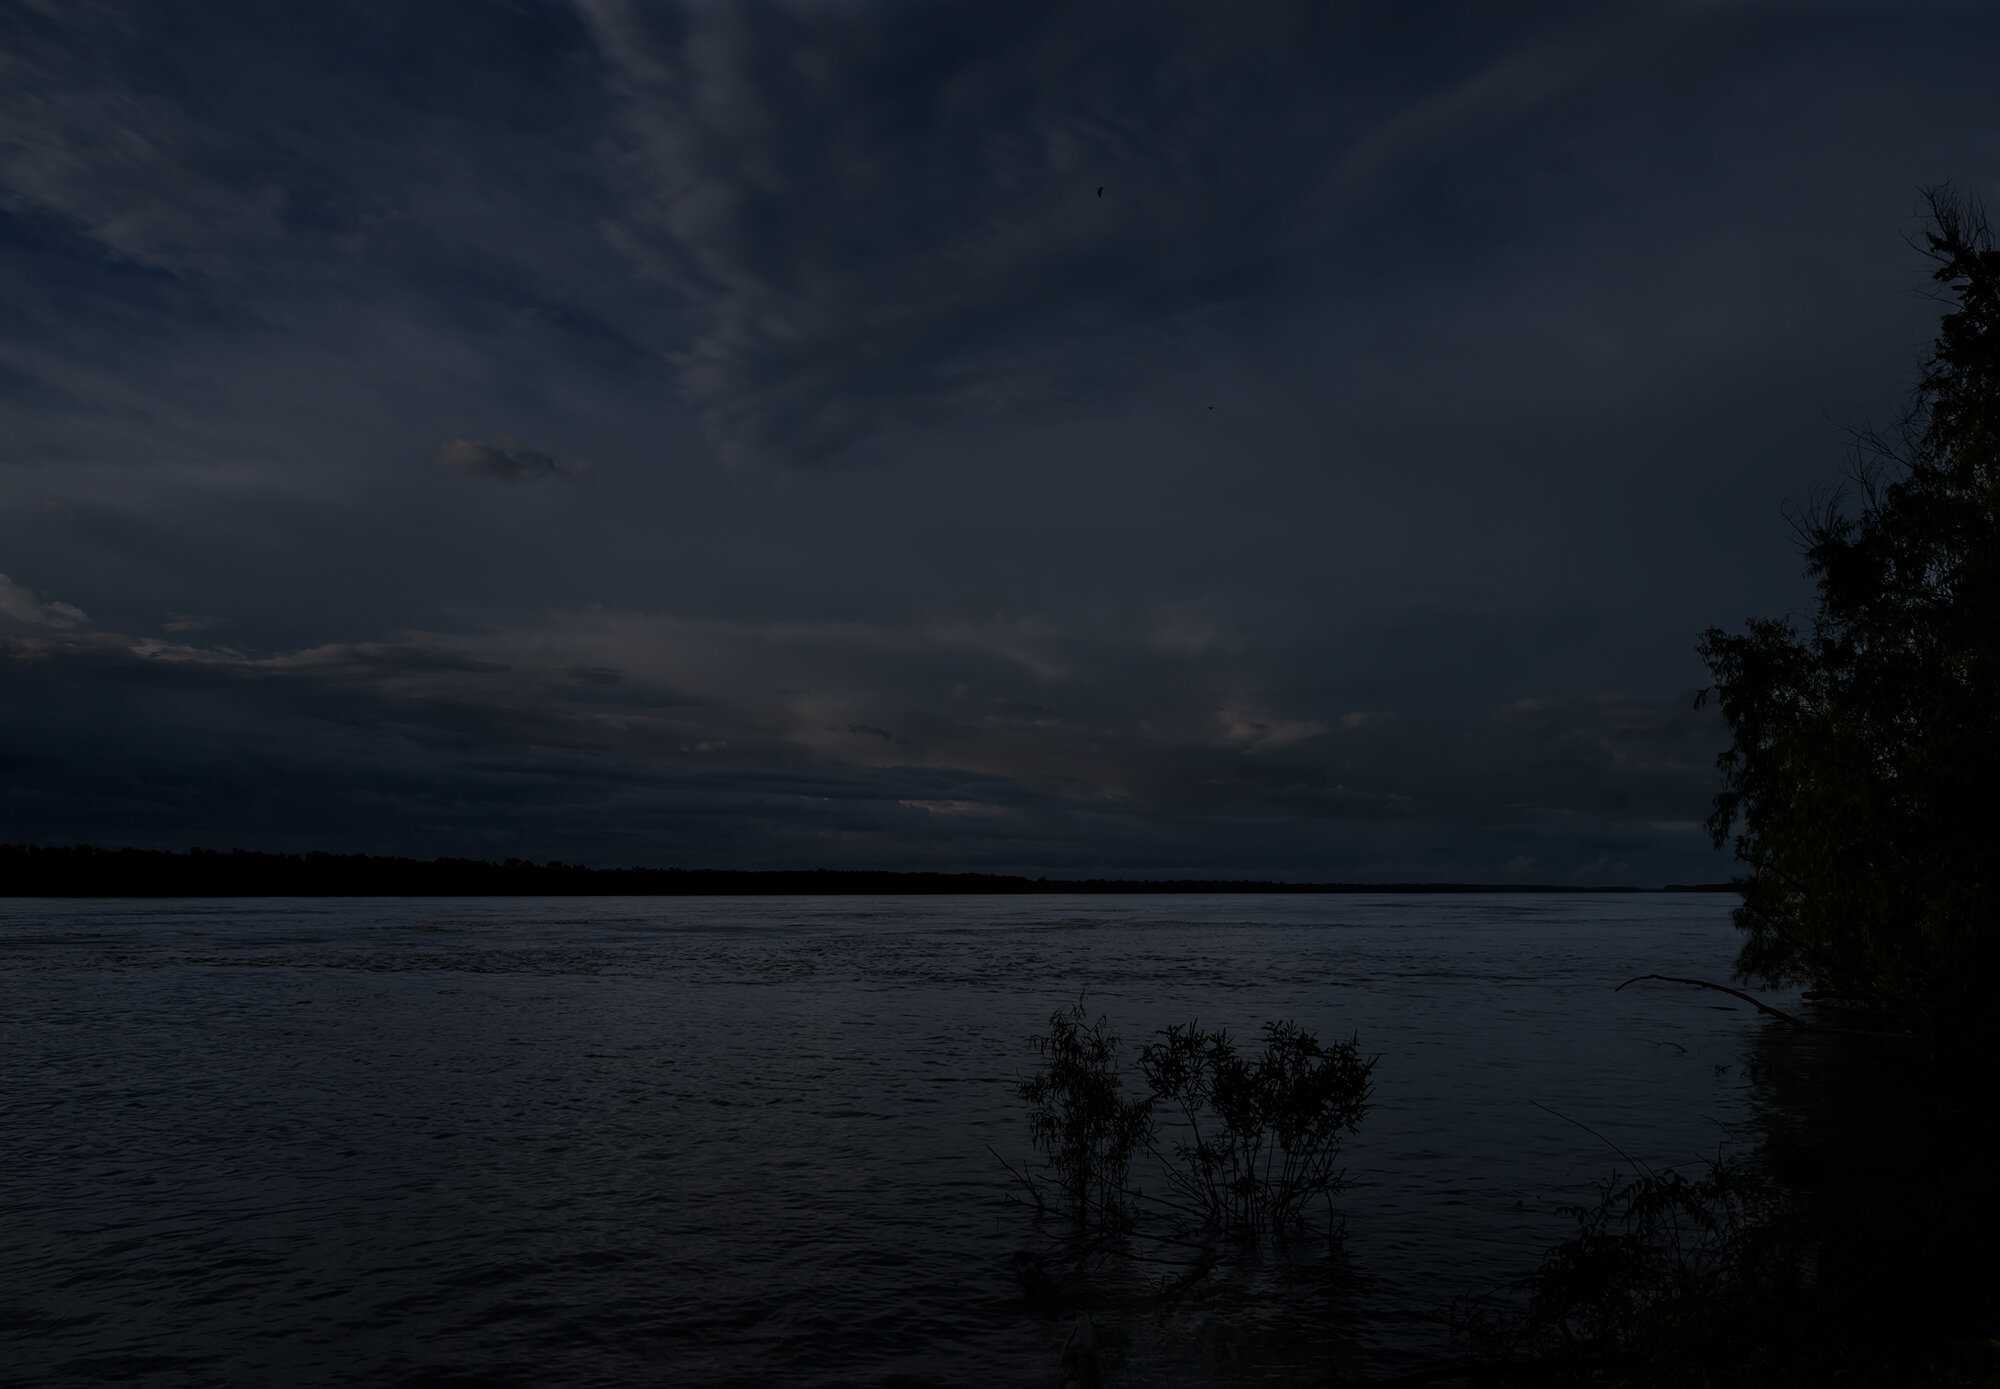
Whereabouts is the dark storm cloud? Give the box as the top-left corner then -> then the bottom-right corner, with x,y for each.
0,601 -> 1722,875
2,1 -> 1998,877
434,439 -> 570,481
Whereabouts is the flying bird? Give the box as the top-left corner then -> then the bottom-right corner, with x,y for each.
1096,186 -> 1103,197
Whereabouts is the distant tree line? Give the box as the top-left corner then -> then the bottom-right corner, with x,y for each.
0,844 -> 1683,897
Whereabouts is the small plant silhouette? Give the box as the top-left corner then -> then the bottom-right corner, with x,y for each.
1018,1001 -> 1154,1232
1139,1020 -> 1375,1238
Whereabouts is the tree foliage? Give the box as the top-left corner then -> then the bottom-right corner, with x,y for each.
1699,190 -> 2000,1051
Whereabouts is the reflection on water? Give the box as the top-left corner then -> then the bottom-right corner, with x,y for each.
0,894 -> 1765,1386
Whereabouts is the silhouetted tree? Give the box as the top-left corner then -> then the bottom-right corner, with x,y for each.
1699,189 -> 2000,1062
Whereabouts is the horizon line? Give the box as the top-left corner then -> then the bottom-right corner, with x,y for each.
0,843 -> 1740,897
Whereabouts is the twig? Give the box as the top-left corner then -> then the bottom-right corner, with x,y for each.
989,1144 -> 1045,1210
1153,1247 -> 1218,1301
1530,1099 -> 1655,1179
1128,1188 -> 1205,1221
1114,1220 -> 1219,1249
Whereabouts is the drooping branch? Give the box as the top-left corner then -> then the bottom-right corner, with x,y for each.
1615,974 -> 1814,1028
1615,974 -> 1915,1040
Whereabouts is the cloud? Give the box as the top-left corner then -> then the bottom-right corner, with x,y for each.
1218,706 -> 1327,754
577,2 -> 1612,465
899,799 -> 1010,817
0,598 -> 1733,877
0,573 -> 88,628
433,438 -> 574,482
1149,603 -> 1242,657
9,0 -> 1962,882
0,6 -> 286,271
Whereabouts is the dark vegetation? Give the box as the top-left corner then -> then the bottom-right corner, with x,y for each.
1441,1031 -> 2000,1388
1698,188 -> 2000,1071
1004,1004 -> 1375,1383
1016,1005 -> 1159,1234
1012,1004 -> 1375,1242
0,843 -> 1678,896
1436,190 -> 2000,1387
1454,1156 -> 1815,1385
1139,1021 -> 1374,1238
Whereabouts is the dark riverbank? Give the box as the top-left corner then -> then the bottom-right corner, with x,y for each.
0,844 -> 1739,898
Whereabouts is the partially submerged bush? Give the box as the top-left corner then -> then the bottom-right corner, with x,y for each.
1457,1155 -> 1815,1383
1140,1021 -> 1375,1238
1019,1002 -> 1154,1231
1015,1009 -> 1375,1242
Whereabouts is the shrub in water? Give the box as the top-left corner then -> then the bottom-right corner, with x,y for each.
1019,1002 -> 1154,1231
1139,1020 -> 1375,1238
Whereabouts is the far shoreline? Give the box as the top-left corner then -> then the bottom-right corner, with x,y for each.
0,843 -> 1740,898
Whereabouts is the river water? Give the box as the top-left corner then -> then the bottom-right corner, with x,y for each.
0,894 -> 1771,1386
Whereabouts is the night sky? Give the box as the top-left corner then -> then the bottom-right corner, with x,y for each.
4,1 -> 1997,880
